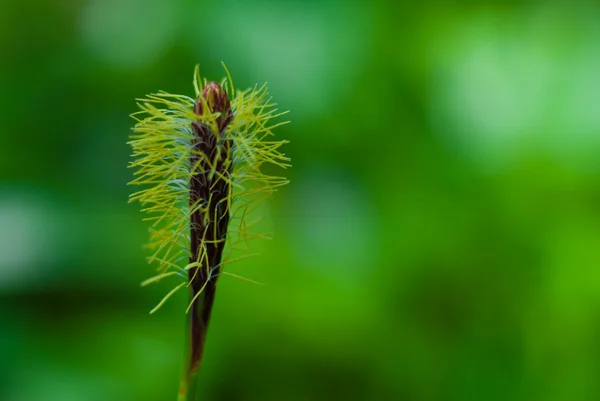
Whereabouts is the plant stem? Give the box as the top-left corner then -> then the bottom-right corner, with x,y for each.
178,283 -> 217,401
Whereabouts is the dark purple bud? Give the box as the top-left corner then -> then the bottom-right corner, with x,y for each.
194,82 -> 232,133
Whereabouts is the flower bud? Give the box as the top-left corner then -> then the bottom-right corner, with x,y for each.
194,82 -> 232,133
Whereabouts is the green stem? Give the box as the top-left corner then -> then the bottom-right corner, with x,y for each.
178,283 -> 217,401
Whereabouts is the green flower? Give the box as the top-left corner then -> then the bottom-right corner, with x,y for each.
128,64 -> 289,400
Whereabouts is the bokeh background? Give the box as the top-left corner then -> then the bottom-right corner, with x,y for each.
2,0 -> 600,400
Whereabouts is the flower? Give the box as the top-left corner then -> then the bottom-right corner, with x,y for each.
128,64 -> 289,399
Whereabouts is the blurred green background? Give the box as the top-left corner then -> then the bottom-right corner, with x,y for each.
2,0 -> 600,400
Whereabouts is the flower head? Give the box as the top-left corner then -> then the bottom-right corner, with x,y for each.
128,64 -> 289,313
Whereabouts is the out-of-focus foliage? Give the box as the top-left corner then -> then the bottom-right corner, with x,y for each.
1,1 -> 600,400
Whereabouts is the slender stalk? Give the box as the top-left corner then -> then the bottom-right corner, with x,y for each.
178,285 -> 217,401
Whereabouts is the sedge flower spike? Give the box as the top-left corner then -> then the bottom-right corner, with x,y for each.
128,64 -> 289,400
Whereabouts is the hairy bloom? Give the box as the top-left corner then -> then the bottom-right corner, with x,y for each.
129,64 -> 289,309
128,64 -> 289,399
